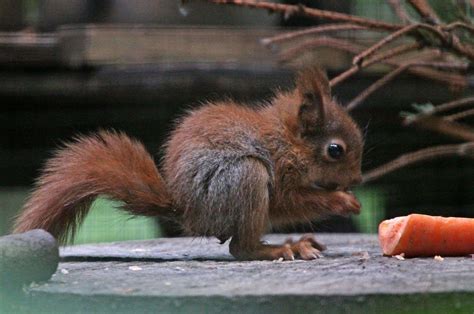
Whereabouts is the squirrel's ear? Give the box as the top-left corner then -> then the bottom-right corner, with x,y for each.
296,66 -> 331,135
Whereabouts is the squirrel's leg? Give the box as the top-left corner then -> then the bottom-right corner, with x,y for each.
225,158 -> 286,260
226,159 -> 323,261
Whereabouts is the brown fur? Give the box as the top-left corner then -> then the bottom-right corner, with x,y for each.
14,66 -> 363,260
14,131 -> 172,242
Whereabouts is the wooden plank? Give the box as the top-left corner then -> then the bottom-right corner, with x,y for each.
67,25 -> 349,68
58,25 -> 280,67
0,25 -> 356,68
0,31 -> 58,65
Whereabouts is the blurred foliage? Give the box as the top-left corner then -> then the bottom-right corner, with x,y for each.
0,189 -> 160,243
72,198 -> 160,244
23,0 -> 39,26
353,187 -> 386,233
428,0 -> 473,23
352,1 -> 399,23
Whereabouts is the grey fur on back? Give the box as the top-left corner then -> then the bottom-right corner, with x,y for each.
165,123 -> 274,241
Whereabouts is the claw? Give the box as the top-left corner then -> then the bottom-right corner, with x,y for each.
289,234 -> 326,260
281,243 -> 295,260
283,251 -> 295,261
300,234 -> 327,251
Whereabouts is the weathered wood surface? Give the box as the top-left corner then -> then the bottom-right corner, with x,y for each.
58,25 -> 281,67
13,234 -> 474,313
0,31 -> 58,65
0,25 -> 349,68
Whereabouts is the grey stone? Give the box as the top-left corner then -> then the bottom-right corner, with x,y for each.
0,229 -> 59,288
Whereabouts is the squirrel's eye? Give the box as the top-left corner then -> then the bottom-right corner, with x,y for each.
327,143 -> 345,160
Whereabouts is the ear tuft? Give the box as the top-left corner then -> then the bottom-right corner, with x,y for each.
296,66 -> 331,105
295,66 -> 332,135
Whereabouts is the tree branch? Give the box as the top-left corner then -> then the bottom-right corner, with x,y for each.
403,96 -> 474,125
346,64 -> 410,111
404,116 -> 474,142
278,37 -> 361,62
207,0 -> 402,30
345,51 -> 469,111
434,96 -> 474,114
330,42 -> 421,87
261,23 -> 370,46
352,23 -> 446,65
445,108 -> 474,121
363,142 -> 474,183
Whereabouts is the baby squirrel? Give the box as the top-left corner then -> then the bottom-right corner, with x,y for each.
14,66 -> 363,261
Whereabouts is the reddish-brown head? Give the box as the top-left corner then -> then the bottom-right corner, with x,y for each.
293,67 -> 363,192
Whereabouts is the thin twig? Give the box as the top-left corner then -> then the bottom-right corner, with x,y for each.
373,49 -> 466,87
434,96 -> 474,114
449,34 -> 474,60
261,24 -> 370,46
405,66 -> 467,88
329,67 -> 359,88
346,50 -> 459,110
404,97 -> 474,125
279,33 -> 467,88
207,0 -> 403,30
280,37 -> 465,87
444,21 -> 474,34
363,43 -> 422,67
279,37 -> 466,88
404,116 -> 474,141
210,0 -> 474,62
278,37 -> 361,62
407,61 -> 469,70
330,42 -> 421,87
346,64 -> 411,111
352,23 -> 445,65
351,21 -> 474,64
445,108 -> 474,121
362,142 -> 474,183
353,24 -> 418,65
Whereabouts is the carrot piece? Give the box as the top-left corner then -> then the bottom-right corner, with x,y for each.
378,214 -> 474,257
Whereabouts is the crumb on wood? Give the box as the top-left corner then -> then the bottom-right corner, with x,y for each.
352,251 -> 370,260
393,253 -> 405,260
128,266 -> 142,271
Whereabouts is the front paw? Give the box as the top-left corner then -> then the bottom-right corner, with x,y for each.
330,191 -> 361,216
286,234 -> 326,260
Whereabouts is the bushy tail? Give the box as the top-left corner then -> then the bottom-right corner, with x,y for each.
14,130 -> 173,242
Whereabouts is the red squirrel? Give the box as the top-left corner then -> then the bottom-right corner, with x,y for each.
14,67 -> 363,261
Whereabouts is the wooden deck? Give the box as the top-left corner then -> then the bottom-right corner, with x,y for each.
5,234 -> 474,313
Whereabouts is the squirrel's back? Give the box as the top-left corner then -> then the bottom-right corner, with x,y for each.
163,102 -> 274,240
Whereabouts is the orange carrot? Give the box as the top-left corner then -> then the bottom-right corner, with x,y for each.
378,214 -> 474,257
